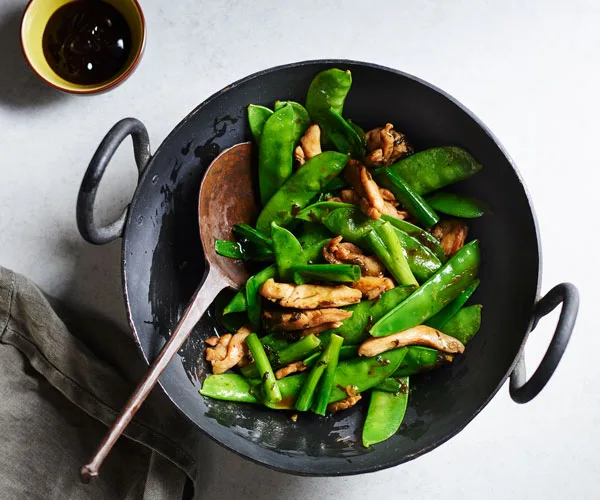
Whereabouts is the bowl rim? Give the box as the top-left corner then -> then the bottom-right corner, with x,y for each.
20,0 -> 147,95
122,59 -> 543,475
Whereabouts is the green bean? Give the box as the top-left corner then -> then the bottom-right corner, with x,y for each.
371,222 -> 418,286
313,334 -> 344,415
246,333 -> 281,403
290,264 -> 361,283
295,359 -> 327,412
251,373 -> 307,409
256,152 -> 349,234
247,104 -> 273,143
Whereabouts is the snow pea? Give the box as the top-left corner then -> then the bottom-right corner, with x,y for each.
247,104 -> 273,143
321,107 -> 364,158
425,192 -> 487,218
245,264 -> 277,329
305,68 -> 352,122
366,223 -> 417,286
320,285 -> 416,345
322,207 -> 442,282
214,239 -> 273,261
313,334 -> 344,415
233,223 -> 272,249
442,304 -> 482,344
274,100 -> 311,140
370,240 -> 480,337
215,292 -> 248,333
246,333 -> 281,403
271,222 -> 306,282
425,279 -> 480,329
290,264 -> 361,283
380,146 -> 482,195
258,104 -> 297,205
200,374 -> 259,403
391,346 -> 440,377
381,214 -> 446,262
296,223 -> 333,249
362,378 -> 409,447
256,151 -> 349,234
328,347 -> 408,403
348,119 -> 366,148
223,288 -> 247,315
252,373 -> 307,409
377,169 -> 439,228
301,237 -> 330,263
295,201 -> 354,222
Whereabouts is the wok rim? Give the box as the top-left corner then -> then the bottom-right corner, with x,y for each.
121,59 -> 542,476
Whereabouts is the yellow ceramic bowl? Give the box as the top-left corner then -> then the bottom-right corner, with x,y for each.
21,0 -> 146,94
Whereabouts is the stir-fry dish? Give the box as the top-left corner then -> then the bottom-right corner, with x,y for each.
201,68 -> 485,447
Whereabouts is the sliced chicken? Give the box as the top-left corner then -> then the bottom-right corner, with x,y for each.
205,327 -> 252,374
300,321 -> 343,338
275,361 -> 309,380
327,394 -> 362,413
294,124 -> 321,166
358,325 -> 465,357
364,123 -> 413,167
323,235 -> 386,277
264,308 -> 353,331
353,276 -> 394,300
431,220 -> 469,257
259,278 -> 362,309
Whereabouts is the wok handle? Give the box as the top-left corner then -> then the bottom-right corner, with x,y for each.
509,282 -> 579,404
77,118 -> 151,245
80,266 -> 225,482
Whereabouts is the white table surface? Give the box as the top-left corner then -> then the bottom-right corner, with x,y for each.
1,0 -> 598,498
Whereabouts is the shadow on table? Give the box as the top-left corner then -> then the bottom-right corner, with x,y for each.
0,6 -> 66,110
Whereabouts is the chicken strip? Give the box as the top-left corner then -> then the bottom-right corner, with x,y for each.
327,394 -> 362,413
431,219 -> 469,257
264,308 -> 353,331
358,325 -> 465,357
353,276 -> 394,300
205,327 -> 252,374
260,278 -> 361,309
275,361 -> 309,380
294,124 -> 321,166
299,321 -> 343,338
364,123 -> 413,167
323,235 -> 386,277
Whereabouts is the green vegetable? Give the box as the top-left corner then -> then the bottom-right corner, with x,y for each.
200,374 -> 259,403
247,104 -> 273,143
381,214 -> 446,262
252,373 -> 307,409
442,304 -> 482,344
368,222 -> 418,286
290,264 -> 361,283
215,292 -> 248,333
391,346 -> 440,377
362,379 -> 409,447
258,104 -> 297,204
320,285 -> 416,345
295,201 -> 354,222
320,176 -> 349,197
232,223 -> 273,249
241,334 -> 321,378
245,264 -> 277,328
425,192 -> 487,218
274,101 -> 311,140
271,222 -> 306,282
246,333 -> 281,403
256,151 -> 349,234
223,289 -> 247,315
295,358 -> 327,412
305,68 -> 352,123
381,146 -> 482,195
321,107 -> 364,158
322,207 -> 442,282
425,279 -> 480,330
313,334 -> 344,415
214,239 -> 273,261
328,348 -> 408,403
297,223 -> 333,249
371,240 -> 480,337
301,237 -> 330,262
348,119 -> 366,148
377,169 -> 439,228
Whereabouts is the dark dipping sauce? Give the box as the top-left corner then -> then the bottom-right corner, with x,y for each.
42,0 -> 132,85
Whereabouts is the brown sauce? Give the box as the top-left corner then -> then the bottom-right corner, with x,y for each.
42,0 -> 132,85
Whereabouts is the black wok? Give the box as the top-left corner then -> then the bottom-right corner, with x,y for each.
76,60 -> 578,476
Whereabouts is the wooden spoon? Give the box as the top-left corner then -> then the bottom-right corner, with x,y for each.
81,142 -> 257,482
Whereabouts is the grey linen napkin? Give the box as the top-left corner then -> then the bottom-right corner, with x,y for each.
0,266 -> 203,499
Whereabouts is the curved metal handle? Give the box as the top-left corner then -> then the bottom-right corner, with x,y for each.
510,282 -> 579,404
76,117 -> 151,245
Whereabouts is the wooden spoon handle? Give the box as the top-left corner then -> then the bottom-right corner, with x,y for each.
81,267 -> 223,482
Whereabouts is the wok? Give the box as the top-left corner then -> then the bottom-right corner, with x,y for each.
76,60 -> 578,476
